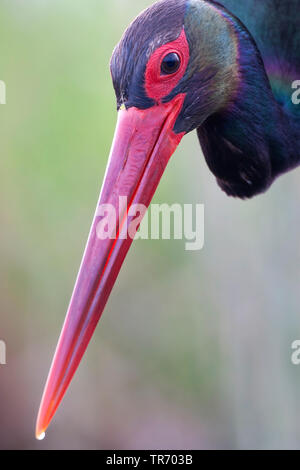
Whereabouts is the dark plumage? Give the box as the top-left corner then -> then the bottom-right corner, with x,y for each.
111,0 -> 300,198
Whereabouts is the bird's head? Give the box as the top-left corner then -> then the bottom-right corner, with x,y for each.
111,0 -> 239,133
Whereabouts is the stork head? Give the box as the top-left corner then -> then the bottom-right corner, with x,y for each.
36,0 -> 240,439
111,0 -> 238,133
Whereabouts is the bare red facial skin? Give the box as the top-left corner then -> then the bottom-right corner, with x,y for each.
145,28 -> 190,103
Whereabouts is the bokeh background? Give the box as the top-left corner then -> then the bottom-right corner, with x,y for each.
1,0 -> 300,450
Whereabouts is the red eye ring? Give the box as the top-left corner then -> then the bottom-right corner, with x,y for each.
145,28 -> 190,103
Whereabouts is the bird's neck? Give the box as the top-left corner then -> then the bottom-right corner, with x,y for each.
197,7 -> 300,199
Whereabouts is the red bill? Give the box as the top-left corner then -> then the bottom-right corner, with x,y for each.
35,93 -> 186,439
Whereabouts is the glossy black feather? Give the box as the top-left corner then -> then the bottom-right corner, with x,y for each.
195,0 -> 300,198
217,0 -> 300,115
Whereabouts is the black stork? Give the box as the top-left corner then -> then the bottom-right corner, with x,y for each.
36,0 -> 300,439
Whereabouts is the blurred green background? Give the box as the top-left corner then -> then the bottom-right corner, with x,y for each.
1,0 -> 300,450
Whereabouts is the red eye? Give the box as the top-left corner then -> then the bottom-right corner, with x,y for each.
145,28 -> 190,103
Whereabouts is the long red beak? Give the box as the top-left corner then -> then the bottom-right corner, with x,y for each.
35,94 -> 185,439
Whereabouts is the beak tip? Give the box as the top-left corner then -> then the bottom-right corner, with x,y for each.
36,432 -> 46,441
35,426 -> 46,441
35,410 -> 48,441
